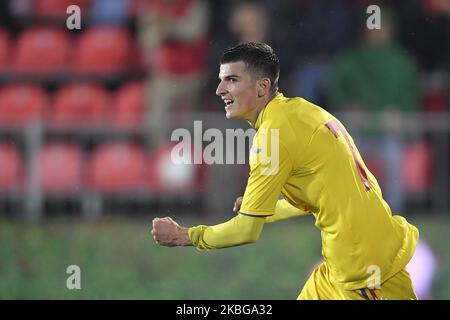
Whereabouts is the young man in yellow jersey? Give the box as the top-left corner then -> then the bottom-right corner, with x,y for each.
151,42 -> 419,300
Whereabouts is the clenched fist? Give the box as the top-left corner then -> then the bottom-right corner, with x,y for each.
151,217 -> 192,247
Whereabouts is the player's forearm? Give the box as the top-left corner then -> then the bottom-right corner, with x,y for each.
188,214 -> 265,250
171,227 -> 193,246
265,199 -> 310,223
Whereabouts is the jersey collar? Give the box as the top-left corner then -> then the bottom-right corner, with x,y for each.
254,92 -> 284,129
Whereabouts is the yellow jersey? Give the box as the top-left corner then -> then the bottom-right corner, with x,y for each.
239,92 -> 419,290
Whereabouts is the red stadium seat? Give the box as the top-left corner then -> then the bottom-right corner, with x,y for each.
0,28 -> 10,71
113,81 -> 146,129
147,142 -> 205,194
87,142 -> 146,193
0,84 -> 48,127
33,0 -> 89,18
37,143 -> 84,193
73,26 -> 133,75
0,144 -> 23,191
51,83 -> 110,127
12,26 -> 70,75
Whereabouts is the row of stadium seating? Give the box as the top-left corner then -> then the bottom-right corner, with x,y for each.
0,138 -> 434,197
0,82 -> 145,128
0,141 -> 205,195
0,25 -> 139,76
18,0 -> 135,20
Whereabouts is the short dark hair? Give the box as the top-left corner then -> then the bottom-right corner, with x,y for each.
220,42 -> 280,94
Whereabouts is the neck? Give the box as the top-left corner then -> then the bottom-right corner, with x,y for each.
247,90 -> 278,127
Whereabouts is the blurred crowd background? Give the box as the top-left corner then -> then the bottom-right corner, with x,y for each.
0,0 -> 449,299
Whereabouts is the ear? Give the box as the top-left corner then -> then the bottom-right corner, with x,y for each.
257,78 -> 271,97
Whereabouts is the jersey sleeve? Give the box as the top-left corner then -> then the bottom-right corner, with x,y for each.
240,129 -> 293,217
265,198 -> 311,223
188,213 -> 265,251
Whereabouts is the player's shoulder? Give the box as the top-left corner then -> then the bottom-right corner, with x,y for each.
264,93 -> 331,131
267,92 -> 304,112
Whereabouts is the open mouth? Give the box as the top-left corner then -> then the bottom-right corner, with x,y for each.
224,99 -> 234,108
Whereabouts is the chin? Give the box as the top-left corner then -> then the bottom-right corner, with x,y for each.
225,110 -> 236,119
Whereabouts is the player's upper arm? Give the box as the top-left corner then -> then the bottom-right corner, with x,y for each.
240,135 -> 293,217
265,198 -> 311,223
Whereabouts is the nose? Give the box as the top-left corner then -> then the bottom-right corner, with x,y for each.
216,81 -> 227,97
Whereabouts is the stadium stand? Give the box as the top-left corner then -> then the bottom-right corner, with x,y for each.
50,83 -> 110,127
72,26 -> 133,76
37,142 -> 84,194
12,26 -> 71,75
148,142 -> 205,194
112,81 -> 146,130
0,84 -> 48,127
0,144 -> 23,192
0,0 -> 446,218
86,141 -> 146,193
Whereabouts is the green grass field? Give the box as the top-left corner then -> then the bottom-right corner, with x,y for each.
1,215 -> 449,299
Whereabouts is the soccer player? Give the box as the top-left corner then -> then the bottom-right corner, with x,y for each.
151,42 -> 419,300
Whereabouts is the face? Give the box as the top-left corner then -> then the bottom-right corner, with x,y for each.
216,61 -> 259,120
230,4 -> 268,43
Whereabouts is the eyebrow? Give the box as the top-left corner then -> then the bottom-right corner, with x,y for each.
218,75 -> 241,81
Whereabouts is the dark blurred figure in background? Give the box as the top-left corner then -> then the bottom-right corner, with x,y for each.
208,1 -> 270,87
397,0 -> 449,113
330,7 -> 419,213
0,1 -> 13,28
399,0 -> 450,74
137,0 -> 210,147
290,0 -> 353,108
228,1 -> 269,44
